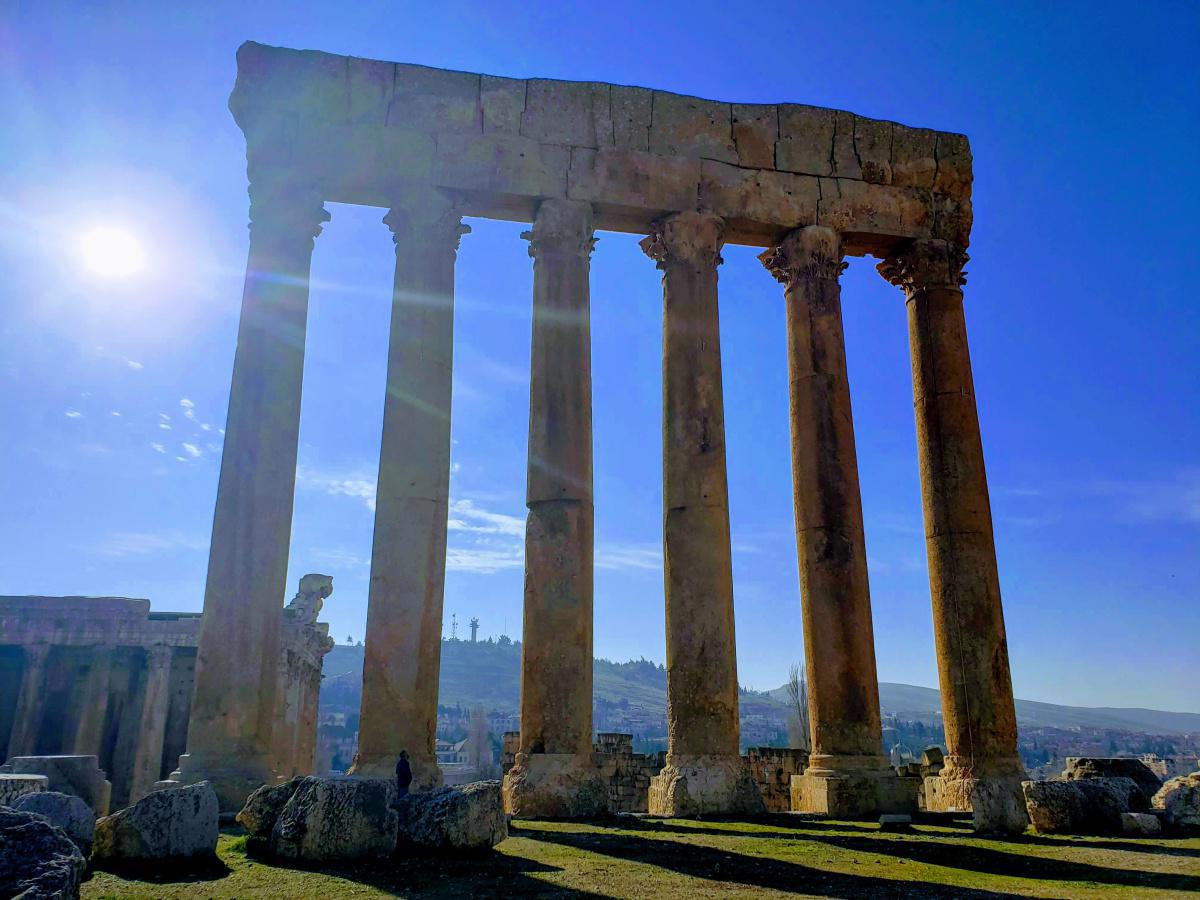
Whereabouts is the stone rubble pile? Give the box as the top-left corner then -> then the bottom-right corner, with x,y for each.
12,790 -> 96,856
1152,772 -> 1200,829
0,806 -> 87,900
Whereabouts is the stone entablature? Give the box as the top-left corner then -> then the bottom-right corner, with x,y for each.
229,42 -> 971,253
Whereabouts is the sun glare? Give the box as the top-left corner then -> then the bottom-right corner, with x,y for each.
80,226 -> 147,278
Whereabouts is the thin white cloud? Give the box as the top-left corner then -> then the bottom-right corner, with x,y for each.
126,359 -> 144,370
64,409 -> 83,419
445,545 -> 524,574
596,542 -> 662,572
448,499 -> 525,537
181,443 -> 202,458
296,466 -> 378,511
159,413 -> 171,421
150,442 -> 165,453
110,411 -> 121,418
1093,470 -> 1200,525
158,423 -> 172,430
96,531 -> 207,557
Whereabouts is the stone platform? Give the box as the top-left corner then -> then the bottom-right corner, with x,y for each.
503,753 -> 608,818
648,755 -> 765,818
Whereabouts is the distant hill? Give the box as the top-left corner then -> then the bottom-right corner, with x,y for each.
321,639 -> 1200,735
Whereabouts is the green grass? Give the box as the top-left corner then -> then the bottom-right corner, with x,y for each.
83,816 -> 1200,898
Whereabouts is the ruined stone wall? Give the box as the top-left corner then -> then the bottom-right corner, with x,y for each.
745,747 -> 809,813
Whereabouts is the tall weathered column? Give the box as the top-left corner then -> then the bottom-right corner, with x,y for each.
760,226 -> 913,816
295,667 -> 323,775
72,645 -> 113,755
8,643 -> 50,758
641,212 -> 763,817
130,645 -> 174,802
878,239 -> 1026,833
174,180 -> 328,812
504,199 -> 606,818
353,186 -> 467,787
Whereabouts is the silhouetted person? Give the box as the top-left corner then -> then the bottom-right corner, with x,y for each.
395,749 -> 413,798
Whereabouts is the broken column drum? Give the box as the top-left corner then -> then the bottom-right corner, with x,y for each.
201,41 -> 1017,828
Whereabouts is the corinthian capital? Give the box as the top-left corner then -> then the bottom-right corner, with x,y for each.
247,180 -> 330,241
758,225 -> 847,286
639,211 -> 725,271
383,186 -> 470,252
522,199 -> 595,259
877,239 -> 968,295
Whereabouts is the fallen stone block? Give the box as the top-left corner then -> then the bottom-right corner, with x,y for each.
9,755 -> 111,815
1152,772 -> 1200,829
12,791 -> 96,856
1022,777 -> 1140,834
271,777 -> 397,862
878,814 -> 912,832
1120,811 -> 1163,836
1063,757 -> 1162,806
92,781 -> 218,863
0,772 -> 47,806
236,776 -> 305,853
0,806 -> 87,900
397,780 -> 508,851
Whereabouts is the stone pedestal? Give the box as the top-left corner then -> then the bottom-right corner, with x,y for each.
761,226 -> 904,816
175,181 -> 329,813
11,755 -> 111,815
879,240 -> 1027,833
353,188 -> 467,786
505,200 -> 603,817
640,212 -> 763,818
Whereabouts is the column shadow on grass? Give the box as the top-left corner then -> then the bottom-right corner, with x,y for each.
587,814 -> 881,840
519,824 -> 1026,898
952,831 -> 1200,860
807,833 -> 1200,894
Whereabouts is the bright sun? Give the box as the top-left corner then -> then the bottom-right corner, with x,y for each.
80,226 -> 147,278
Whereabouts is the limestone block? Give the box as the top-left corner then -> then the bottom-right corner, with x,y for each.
920,747 -> 945,768
611,85 -> 653,150
649,756 -> 764,818
931,194 -> 973,247
230,42 -> 347,124
10,756 -> 111,815
1121,811 -> 1163,836
348,56 -> 395,125
482,75 -> 525,134
1063,757 -> 1163,806
271,777 -> 397,862
649,92 -> 737,164
568,148 -> 700,213
0,773 -> 47,806
831,111 -> 861,179
879,814 -> 912,832
92,781 -> 219,863
0,807 -> 86,900
521,79 -> 609,147
891,124 -> 938,190
732,104 -> 778,169
1152,772 -> 1200,828
776,105 -> 835,177
236,776 -> 304,853
854,116 -> 893,184
389,63 -> 481,133
792,770 -> 917,818
968,777 -> 1030,834
13,791 -> 95,856
934,133 -> 972,200
503,753 -> 608,819
396,780 -> 507,850
434,133 -> 568,199
818,180 -> 929,240
700,160 -> 818,229
1022,777 -> 1141,835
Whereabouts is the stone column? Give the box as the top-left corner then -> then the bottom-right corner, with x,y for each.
878,239 -> 1026,833
271,648 -> 302,779
295,667 -> 322,775
504,199 -> 606,818
641,212 -> 763,817
7,644 -> 50,758
72,645 -> 113,755
760,226 -> 913,816
130,645 -> 174,803
174,180 -> 329,812
353,186 -> 467,786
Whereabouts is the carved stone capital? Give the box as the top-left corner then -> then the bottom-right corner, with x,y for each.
639,211 -> 725,271
247,180 -> 330,241
877,239 -> 968,295
521,199 -> 595,259
758,225 -> 847,287
383,186 -> 470,251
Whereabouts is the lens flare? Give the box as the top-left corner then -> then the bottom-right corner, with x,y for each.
80,226 -> 147,277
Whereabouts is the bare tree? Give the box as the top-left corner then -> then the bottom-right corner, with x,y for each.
786,662 -> 811,752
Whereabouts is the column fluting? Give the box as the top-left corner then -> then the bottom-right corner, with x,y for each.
130,645 -> 174,803
8,643 -> 50,757
72,645 -> 113,755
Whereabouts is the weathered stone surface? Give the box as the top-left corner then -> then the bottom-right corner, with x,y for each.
732,104 -> 777,169
921,746 -> 945,769
347,56 -> 394,125
271,777 -> 397,862
934,132 -> 972,200
649,756 -> 764,818
831,111 -> 860,179
92,781 -> 218,862
854,116 -> 893,184
891,124 -> 938,189
969,777 -> 1030,834
1064,757 -> 1163,805
701,161 -> 818,229
568,148 -> 700,214
776,105 -> 835,176
10,756 -> 111,815
0,807 -> 86,900
482,75 -> 525,134
522,79 -> 607,147
504,753 -> 608,819
1121,811 -> 1163,836
1022,778 -> 1141,835
390,63 -> 480,133
0,773 -> 47,806
649,92 -> 737,164
879,814 -> 912,832
611,86 -> 652,151
13,791 -> 95,856
1152,772 -> 1200,828
396,781 -> 507,850
236,776 -> 304,852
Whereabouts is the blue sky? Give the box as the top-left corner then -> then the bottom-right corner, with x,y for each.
2,1 -> 1197,712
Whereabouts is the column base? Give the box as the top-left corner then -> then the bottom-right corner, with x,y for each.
790,757 -> 917,818
922,760 -> 1029,834
348,753 -> 442,791
503,752 -> 607,818
649,754 -> 765,818
171,752 -> 275,815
